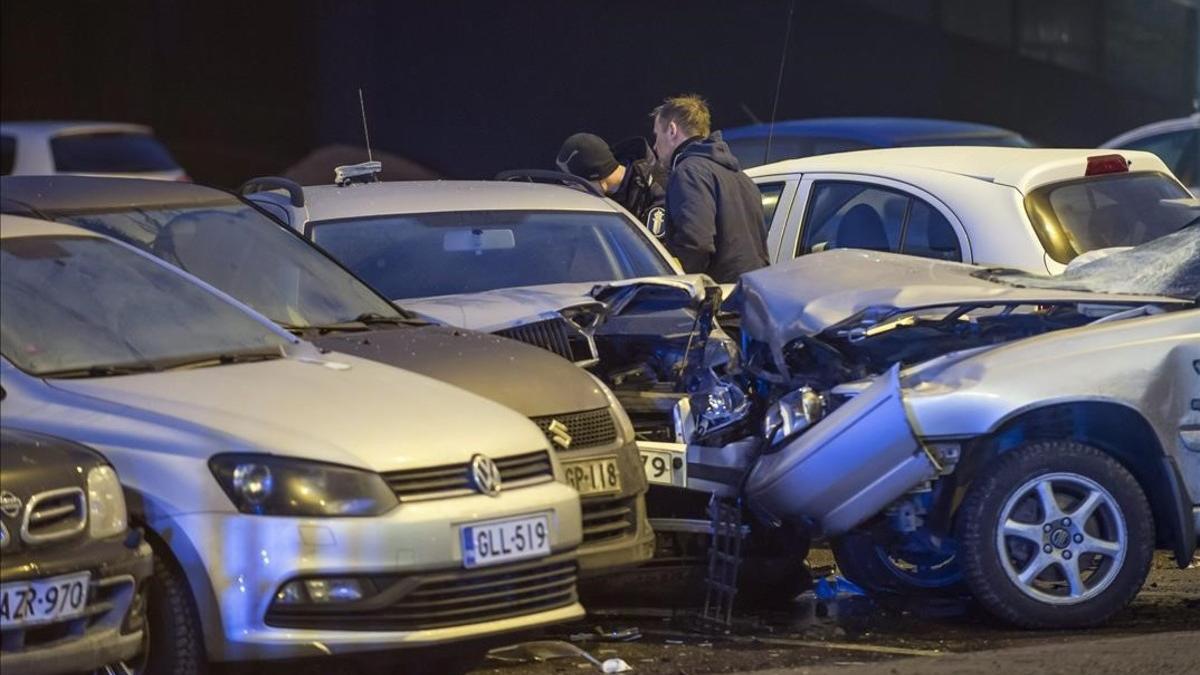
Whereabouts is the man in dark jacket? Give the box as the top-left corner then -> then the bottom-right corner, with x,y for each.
556,132 -> 667,233
650,94 -> 768,282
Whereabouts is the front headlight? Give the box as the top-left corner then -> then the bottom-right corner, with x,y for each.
762,387 -> 825,446
687,377 -> 752,441
209,454 -> 398,517
87,465 -> 128,539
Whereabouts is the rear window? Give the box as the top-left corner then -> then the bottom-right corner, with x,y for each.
1025,171 -> 1192,264
51,132 -> 179,173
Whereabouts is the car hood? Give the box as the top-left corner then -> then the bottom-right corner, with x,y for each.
43,352 -> 549,472
735,249 -> 1190,351
402,275 -> 712,332
313,325 -> 610,418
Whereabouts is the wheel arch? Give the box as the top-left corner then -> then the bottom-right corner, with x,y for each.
957,399 -> 1195,567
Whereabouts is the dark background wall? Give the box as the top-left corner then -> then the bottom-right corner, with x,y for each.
3,0 -> 1196,186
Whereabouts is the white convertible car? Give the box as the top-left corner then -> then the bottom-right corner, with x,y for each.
0,215 -> 584,674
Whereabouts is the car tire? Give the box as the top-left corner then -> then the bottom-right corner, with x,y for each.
957,441 -> 1154,629
831,529 -> 964,598
133,545 -> 207,675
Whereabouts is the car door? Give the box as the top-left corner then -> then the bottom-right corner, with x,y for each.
780,174 -> 971,263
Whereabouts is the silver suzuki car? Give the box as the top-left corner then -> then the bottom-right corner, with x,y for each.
0,215 -> 584,674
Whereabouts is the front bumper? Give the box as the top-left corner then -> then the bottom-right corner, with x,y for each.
1,534 -> 153,675
743,366 -> 940,536
157,480 -> 584,662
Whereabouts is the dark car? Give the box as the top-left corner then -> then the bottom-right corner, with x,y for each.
721,117 -> 1034,169
0,175 -> 654,575
0,427 -> 153,675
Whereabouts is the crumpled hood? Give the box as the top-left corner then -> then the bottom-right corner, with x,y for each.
736,249 -> 1190,359
402,275 -> 713,332
314,325 -> 610,418
673,131 -> 742,172
44,353 -> 549,472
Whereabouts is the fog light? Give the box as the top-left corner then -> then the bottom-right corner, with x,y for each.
274,580 -> 307,605
304,578 -> 364,603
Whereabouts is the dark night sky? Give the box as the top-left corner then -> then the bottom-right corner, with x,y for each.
2,1 -> 1195,186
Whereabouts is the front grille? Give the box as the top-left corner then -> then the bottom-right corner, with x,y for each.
265,553 -> 578,631
495,318 -> 594,363
581,495 -> 637,546
532,408 -> 619,450
1,575 -> 138,652
22,487 -> 86,544
381,451 -> 554,501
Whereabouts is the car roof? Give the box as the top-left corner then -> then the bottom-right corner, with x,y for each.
0,121 -> 154,138
745,146 -> 1173,193
1102,113 -> 1200,148
0,213 -> 105,239
721,117 -> 1024,145
0,175 -> 237,216
297,180 -> 622,222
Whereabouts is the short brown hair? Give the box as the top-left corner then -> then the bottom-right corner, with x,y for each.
651,94 -> 711,138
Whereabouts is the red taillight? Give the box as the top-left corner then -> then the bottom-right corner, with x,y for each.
1085,154 -> 1129,176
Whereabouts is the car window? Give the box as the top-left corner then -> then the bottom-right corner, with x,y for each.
901,200 -> 961,261
1115,129 -> 1198,188
758,181 -> 786,229
310,210 -> 674,300
1025,171 -> 1193,264
0,235 -> 289,377
57,201 -> 402,328
0,136 -> 14,175
51,132 -> 179,173
800,182 -> 906,255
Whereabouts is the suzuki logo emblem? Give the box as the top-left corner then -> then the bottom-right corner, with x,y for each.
547,420 -> 573,450
0,491 -> 20,518
468,454 -> 502,497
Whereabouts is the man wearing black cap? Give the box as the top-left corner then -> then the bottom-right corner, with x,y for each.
556,132 -> 667,235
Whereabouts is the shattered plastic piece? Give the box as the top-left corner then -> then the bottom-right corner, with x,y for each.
487,640 -> 603,667
595,625 -> 643,641
602,658 -> 633,673
813,575 -> 866,600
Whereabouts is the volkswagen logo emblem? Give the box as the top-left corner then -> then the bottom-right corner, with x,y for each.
468,454 -> 502,497
0,491 -> 21,518
547,419 -> 573,450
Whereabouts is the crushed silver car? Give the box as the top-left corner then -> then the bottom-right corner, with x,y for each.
682,226 -> 1199,628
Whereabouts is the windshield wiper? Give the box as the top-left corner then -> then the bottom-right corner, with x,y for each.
154,349 -> 286,371
39,363 -> 160,379
280,312 -> 428,336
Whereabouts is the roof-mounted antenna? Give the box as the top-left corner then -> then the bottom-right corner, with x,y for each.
764,0 -> 796,166
358,87 -> 374,163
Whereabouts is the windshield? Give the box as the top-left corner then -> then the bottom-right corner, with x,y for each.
984,225 -> 1200,299
309,210 -> 674,300
1,236 -> 291,377
1025,171 -> 1192,264
55,200 -> 403,328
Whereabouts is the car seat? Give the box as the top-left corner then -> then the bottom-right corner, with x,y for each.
833,204 -> 890,251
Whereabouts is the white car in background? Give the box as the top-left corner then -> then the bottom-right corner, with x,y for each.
0,121 -> 187,180
1103,113 -> 1199,194
747,147 -> 1193,273
0,215 -> 584,674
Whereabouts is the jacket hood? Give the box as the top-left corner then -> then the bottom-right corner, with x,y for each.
674,131 -> 741,172
39,353 -> 550,472
314,325 -> 611,418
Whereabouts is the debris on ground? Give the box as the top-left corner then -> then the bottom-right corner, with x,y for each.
487,640 -> 633,672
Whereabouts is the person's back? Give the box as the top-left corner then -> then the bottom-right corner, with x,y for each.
651,94 -> 767,283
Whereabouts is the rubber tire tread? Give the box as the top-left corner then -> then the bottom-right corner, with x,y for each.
142,548 -> 207,675
956,441 -> 1154,629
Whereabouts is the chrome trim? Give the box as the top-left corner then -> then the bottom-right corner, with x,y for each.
20,486 -> 87,544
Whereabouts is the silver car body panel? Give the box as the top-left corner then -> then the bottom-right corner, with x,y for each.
735,249 -> 1190,379
743,366 -> 938,536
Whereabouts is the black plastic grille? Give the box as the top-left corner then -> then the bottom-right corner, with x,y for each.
381,451 -> 553,501
495,318 -> 593,362
581,496 -> 636,546
265,554 -> 578,631
531,408 -> 619,450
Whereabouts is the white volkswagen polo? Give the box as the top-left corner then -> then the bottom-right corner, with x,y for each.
0,215 -> 583,674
